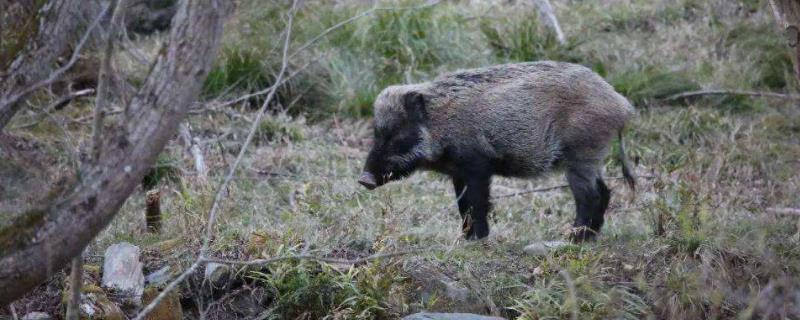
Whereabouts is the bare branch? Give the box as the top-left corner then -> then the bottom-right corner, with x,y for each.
213,61 -> 311,109
0,0 -> 225,305
133,2 -> 299,319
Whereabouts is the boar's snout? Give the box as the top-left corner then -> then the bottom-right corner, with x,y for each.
358,171 -> 378,190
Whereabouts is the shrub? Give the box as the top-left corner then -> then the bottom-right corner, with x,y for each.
480,11 -> 586,64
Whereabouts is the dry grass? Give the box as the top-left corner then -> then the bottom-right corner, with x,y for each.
3,0 -> 800,318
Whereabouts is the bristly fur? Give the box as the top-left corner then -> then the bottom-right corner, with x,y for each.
364,61 -> 637,240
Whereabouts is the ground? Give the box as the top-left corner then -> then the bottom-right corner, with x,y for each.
2,0 -> 800,319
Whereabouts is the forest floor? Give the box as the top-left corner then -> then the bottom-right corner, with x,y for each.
3,0 -> 800,319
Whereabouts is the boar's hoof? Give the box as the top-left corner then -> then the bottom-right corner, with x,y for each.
464,220 -> 490,240
569,226 -> 598,243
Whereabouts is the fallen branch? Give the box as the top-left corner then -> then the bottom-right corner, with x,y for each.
766,207 -> 800,216
664,89 -> 800,101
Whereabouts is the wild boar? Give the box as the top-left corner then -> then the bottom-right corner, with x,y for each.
357,61 -> 636,241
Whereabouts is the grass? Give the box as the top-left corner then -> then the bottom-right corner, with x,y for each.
3,0 -> 800,319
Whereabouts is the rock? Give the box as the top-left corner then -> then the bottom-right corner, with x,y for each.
523,240 -> 571,256
21,312 -> 51,320
402,259 -> 488,314
79,292 -> 126,320
145,266 -> 172,287
102,242 -> 145,305
141,287 -> 183,320
402,312 -> 506,320
204,262 -> 231,288
228,287 -> 268,317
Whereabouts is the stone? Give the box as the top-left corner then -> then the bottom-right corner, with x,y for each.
141,287 -> 183,320
228,287 -> 268,317
402,312 -> 506,320
523,240 -> 571,256
102,242 -> 145,305
145,266 -> 172,287
402,259 -> 487,314
78,292 -> 125,320
21,312 -> 51,320
204,262 -> 231,288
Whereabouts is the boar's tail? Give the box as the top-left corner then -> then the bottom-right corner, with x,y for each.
618,127 -> 636,192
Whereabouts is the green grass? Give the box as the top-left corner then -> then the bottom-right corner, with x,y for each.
5,0 -> 800,319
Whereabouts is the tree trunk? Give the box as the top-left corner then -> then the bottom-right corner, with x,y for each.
0,0 -> 225,306
0,0 -> 102,130
769,0 -> 800,85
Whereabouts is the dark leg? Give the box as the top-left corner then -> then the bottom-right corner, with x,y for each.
566,163 -> 610,242
452,174 -> 492,240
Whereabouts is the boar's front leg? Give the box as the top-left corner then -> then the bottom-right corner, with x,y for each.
452,174 -> 492,240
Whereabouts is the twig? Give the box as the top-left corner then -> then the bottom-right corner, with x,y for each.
532,0 -> 566,45
664,89 -> 800,101
92,0 -> 125,162
766,207 -> 800,216
51,88 -> 97,111
133,2 -> 298,319
492,175 -> 655,200
10,89 -> 96,130
211,60 -> 311,109
180,124 -> 208,183
8,303 -> 17,320
0,3 -> 109,113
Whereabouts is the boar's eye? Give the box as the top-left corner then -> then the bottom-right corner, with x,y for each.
389,130 -> 419,154
374,128 -> 388,140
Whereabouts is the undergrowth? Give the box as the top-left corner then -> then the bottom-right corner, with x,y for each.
3,0 -> 800,319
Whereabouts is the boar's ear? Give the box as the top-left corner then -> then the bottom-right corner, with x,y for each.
403,91 -> 428,123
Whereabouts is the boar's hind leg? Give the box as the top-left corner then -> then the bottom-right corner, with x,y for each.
452,175 -> 492,240
566,162 -> 610,242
